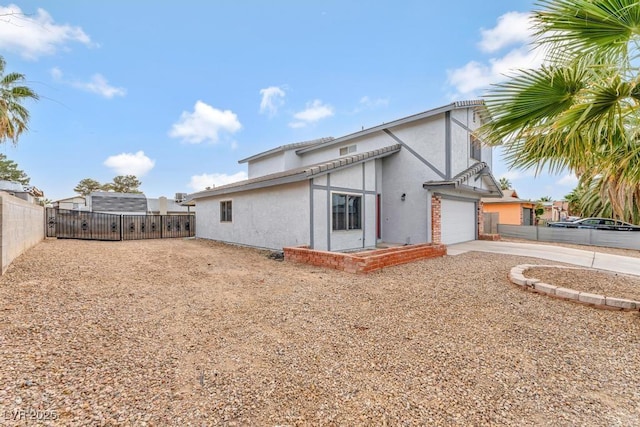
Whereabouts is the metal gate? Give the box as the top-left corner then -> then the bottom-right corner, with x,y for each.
46,208 -> 195,240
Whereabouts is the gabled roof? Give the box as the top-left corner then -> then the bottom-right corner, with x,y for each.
190,144 -> 401,200
295,100 -> 485,155
482,189 -> 534,204
237,137 -> 335,164
422,162 -> 503,197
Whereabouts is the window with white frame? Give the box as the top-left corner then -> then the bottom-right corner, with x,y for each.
220,200 -> 232,222
339,144 -> 357,156
332,193 -> 362,231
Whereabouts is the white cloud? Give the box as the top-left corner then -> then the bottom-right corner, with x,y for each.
169,101 -> 242,144
104,151 -> 155,176
188,171 -> 248,191
557,173 -> 578,187
447,47 -> 543,97
73,74 -> 126,98
51,68 -> 126,98
498,169 -> 536,181
289,99 -> 334,128
259,86 -> 286,116
478,12 -> 533,53
288,121 -> 307,129
446,11 -> 544,98
50,67 -> 63,80
0,4 -> 93,60
359,96 -> 389,108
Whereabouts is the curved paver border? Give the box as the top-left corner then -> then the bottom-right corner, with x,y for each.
508,264 -> 640,311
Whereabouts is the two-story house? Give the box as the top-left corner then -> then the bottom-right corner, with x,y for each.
189,100 -> 502,251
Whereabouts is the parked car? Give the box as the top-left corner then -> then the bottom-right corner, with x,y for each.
547,217 -> 640,231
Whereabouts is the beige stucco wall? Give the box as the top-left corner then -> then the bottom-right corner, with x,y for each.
0,194 -> 44,274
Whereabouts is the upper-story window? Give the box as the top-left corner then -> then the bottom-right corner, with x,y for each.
339,144 -> 357,156
470,135 -> 482,161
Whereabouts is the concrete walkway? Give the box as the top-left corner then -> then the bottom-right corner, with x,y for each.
447,240 -> 640,276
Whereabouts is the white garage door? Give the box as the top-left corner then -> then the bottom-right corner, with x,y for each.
441,198 -> 476,244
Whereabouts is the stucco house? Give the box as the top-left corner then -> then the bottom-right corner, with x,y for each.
482,189 -> 536,226
189,100 -> 502,251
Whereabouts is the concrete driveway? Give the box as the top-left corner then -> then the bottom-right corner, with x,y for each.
448,240 -> 640,276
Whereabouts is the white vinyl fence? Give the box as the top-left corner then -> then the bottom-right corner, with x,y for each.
498,224 -> 640,251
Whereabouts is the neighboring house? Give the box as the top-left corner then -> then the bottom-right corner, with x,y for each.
147,196 -> 192,215
189,100 -> 503,251
54,195 -> 89,211
0,180 -> 44,204
482,189 -> 536,226
539,200 -> 570,222
87,192 -> 148,215
54,192 -> 193,215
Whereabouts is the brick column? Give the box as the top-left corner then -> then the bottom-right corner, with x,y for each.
477,200 -> 484,235
431,194 -> 441,244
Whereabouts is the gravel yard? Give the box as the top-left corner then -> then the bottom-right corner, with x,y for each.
1,238 -> 639,426
525,267 -> 640,302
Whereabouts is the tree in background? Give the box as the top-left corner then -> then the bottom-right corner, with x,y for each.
498,177 -> 512,190
564,187 -> 582,217
565,179 -> 640,224
104,175 -> 142,193
0,56 -> 39,145
38,198 -> 52,207
480,0 -> 640,223
74,178 -> 104,196
0,153 -> 30,185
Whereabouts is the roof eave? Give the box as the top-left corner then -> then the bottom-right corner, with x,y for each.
189,172 -> 308,200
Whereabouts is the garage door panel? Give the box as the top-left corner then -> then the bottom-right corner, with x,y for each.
441,199 -> 476,244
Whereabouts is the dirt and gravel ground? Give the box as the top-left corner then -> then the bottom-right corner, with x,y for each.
1,238 -> 639,426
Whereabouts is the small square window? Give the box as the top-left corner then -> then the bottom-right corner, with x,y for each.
220,200 -> 232,222
339,145 -> 357,156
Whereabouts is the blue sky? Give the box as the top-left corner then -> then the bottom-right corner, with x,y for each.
0,0 -> 578,202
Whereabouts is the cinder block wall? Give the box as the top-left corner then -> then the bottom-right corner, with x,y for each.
0,194 -> 44,274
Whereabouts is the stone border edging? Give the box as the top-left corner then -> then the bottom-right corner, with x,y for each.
508,264 -> 640,311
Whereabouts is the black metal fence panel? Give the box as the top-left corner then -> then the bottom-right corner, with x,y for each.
121,214 -> 194,239
46,208 -> 57,237
49,209 -> 122,241
160,215 -> 195,239
121,215 -> 163,240
46,209 -> 195,241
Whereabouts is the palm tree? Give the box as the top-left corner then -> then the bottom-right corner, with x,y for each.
0,55 -> 39,145
479,0 -> 640,223
498,177 -> 512,190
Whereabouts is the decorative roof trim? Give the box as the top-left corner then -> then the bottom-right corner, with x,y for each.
423,161 -> 503,198
190,144 -> 401,200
